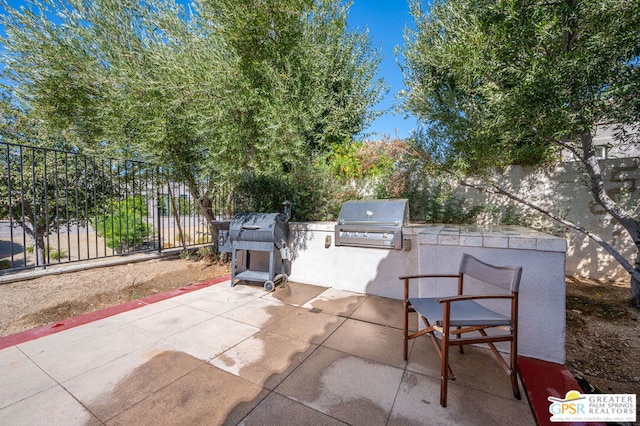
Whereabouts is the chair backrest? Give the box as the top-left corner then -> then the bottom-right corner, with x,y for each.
459,253 -> 522,293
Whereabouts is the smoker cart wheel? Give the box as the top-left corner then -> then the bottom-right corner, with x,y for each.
264,280 -> 275,292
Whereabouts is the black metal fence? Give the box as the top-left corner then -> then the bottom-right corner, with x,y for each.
0,142 -> 231,273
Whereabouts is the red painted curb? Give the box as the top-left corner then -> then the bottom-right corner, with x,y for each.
0,275 -> 231,350
518,356 -> 606,426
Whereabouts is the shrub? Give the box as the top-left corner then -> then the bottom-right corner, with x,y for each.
235,155 -> 357,221
93,196 -> 152,252
26,245 -> 67,260
493,204 -> 566,236
404,182 -> 485,224
235,136 -> 485,225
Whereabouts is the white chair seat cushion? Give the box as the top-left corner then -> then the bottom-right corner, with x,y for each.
409,297 -> 510,327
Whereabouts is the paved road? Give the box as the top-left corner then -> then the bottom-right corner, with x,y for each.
0,218 -> 211,270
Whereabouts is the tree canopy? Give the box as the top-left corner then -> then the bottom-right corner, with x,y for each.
401,0 -> 640,173
399,0 -> 640,301
0,0 -> 386,182
1,0 -> 386,251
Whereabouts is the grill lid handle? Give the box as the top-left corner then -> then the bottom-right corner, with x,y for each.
241,225 -> 261,230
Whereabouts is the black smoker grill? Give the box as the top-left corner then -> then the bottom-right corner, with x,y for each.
335,199 -> 409,250
223,201 -> 291,291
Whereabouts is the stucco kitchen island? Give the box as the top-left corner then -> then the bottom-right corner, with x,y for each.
284,223 -> 567,363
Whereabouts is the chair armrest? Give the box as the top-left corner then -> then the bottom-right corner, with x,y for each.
399,274 -> 460,280
436,294 -> 515,303
400,275 -> 461,301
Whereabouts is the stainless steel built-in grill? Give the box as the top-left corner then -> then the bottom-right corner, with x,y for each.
335,199 -> 409,250
225,201 -> 291,291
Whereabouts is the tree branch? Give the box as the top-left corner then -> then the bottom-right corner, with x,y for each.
456,176 -> 640,283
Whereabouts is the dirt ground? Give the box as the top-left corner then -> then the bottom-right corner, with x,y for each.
0,258 -> 638,400
564,276 -> 640,396
0,256 -> 230,338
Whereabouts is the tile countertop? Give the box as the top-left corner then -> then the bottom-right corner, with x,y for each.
416,224 -> 567,252
286,222 -> 567,252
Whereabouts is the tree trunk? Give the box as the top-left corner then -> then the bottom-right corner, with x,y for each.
166,182 -> 187,252
576,129 -> 640,305
22,223 -> 46,269
34,232 -> 46,268
182,178 -> 220,252
632,250 -> 640,305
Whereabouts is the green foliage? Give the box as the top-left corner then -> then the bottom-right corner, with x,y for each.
399,0 -> 640,300
287,160 -> 359,221
205,0 -> 386,160
235,155 -> 358,221
404,182 -> 484,224
491,204 -> 566,237
400,0 -> 640,175
1,0 -> 386,248
93,196 -> 152,253
158,194 -> 196,216
234,135 -> 484,225
1,0 -> 385,184
46,247 -> 66,261
329,139 -> 363,180
328,137 -> 395,181
364,138 -> 485,224
235,175 -> 293,216
25,245 -> 67,260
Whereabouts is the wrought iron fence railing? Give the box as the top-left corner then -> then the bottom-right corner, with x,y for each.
0,142 -> 230,273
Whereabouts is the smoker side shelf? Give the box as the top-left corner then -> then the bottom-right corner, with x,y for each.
235,270 -> 271,282
231,246 -> 285,291
232,241 -> 274,251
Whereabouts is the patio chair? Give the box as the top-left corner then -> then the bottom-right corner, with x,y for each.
400,253 -> 523,407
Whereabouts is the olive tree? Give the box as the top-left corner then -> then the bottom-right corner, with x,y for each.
0,96 -> 114,265
200,0 -> 386,176
399,0 -> 640,303
1,0 -> 385,249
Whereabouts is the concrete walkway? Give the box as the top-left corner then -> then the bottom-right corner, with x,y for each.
0,280 -> 535,425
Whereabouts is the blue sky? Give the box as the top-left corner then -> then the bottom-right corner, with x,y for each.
347,1 -> 418,140
1,0 -> 418,139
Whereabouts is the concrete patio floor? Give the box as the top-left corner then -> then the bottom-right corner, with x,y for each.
0,280 -> 535,425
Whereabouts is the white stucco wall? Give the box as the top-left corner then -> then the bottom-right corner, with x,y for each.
416,225 -> 567,364
287,222 -> 421,300
285,223 -> 567,364
459,157 -> 639,282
